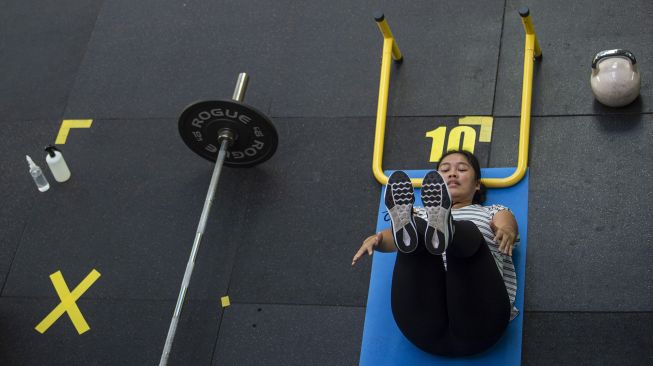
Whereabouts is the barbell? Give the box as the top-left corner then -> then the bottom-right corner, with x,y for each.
159,73 -> 278,366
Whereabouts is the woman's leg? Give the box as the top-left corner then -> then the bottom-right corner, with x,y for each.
391,218 -> 510,356
391,217 -> 449,351
445,220 -> 511,355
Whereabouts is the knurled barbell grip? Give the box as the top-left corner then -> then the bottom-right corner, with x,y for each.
159,138 -> 230,366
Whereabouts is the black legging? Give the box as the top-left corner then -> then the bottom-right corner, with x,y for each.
391,218 -> 511,357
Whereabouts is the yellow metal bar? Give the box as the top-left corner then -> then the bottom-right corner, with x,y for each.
375,14 -> 403,61
372,37 -> 394,186
371,9 -> 541,188
482,8 -> 540,187
372,13 -> 405,186
521,10 -> 542,57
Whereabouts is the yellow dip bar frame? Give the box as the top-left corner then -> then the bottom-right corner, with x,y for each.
372,8 -> 542,188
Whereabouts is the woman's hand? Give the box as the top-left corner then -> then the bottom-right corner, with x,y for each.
494,226 -> 517,256
491,209 -> 519,256
352,232 -> 383,266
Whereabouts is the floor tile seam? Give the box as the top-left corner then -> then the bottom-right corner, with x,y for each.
494,112 -> 653,118
212,111 -> 650,119
60,0 -> 109,122
210,192 -> 254,363
488,0 -> 508,166
7,112 -> 652,124
2,295 -> 649,313
43,114 -> 496,121
268,114 -> 500,119
3,115 -> 489,122
0,221 -> 29,296
523,310 -> 653,314
490,0 -> 508,116
106,111 -> 653,120
227,301 -> 366,310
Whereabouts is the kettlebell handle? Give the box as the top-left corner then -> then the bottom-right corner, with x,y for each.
592,49 -> 637,69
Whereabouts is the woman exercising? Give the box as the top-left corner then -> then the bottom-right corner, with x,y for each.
352,150 -> 519,356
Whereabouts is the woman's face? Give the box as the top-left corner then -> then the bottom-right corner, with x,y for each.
437,153 -> 480,205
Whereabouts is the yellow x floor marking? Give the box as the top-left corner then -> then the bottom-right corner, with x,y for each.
55,119 -> 93,145
35,269 -> 101,335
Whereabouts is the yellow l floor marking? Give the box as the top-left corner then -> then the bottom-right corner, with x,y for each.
35,269 -> 101,335
459,116 -> 493,142
55,119 -> 93,145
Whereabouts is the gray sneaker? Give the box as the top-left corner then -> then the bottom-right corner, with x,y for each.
422,171 -> 453,255
384,171 -> 419,253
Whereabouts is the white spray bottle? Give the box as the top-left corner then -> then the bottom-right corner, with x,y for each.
45,145 -> 71,182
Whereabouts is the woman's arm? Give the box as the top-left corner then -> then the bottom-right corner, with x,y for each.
352,228 -> 396,266
491,210 -> 518,256
375,229 -> 397,252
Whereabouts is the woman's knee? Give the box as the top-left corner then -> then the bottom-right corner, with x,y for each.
448,220 -> 484,257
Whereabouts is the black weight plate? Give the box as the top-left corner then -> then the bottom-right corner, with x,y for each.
178,100 -> 278,168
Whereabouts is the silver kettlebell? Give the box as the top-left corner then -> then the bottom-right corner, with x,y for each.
590,49 -> 640,107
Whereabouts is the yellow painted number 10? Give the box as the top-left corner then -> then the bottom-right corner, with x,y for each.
425,116 -> 493,162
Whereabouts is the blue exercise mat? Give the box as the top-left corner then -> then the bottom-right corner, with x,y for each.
360,168 -> 528,365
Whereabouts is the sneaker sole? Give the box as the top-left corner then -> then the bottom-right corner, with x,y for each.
422,171 -> 453,255
384,171 -> 418,253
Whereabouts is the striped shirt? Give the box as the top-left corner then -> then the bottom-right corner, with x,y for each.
414,204 -> 519,320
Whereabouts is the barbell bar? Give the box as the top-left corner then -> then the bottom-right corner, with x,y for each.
159,73 -> 278,365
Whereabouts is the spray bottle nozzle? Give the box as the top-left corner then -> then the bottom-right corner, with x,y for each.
26,155 -> 36,167
45,145 -> 59,157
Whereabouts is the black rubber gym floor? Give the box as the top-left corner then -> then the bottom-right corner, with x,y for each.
1,0 -> 651,365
